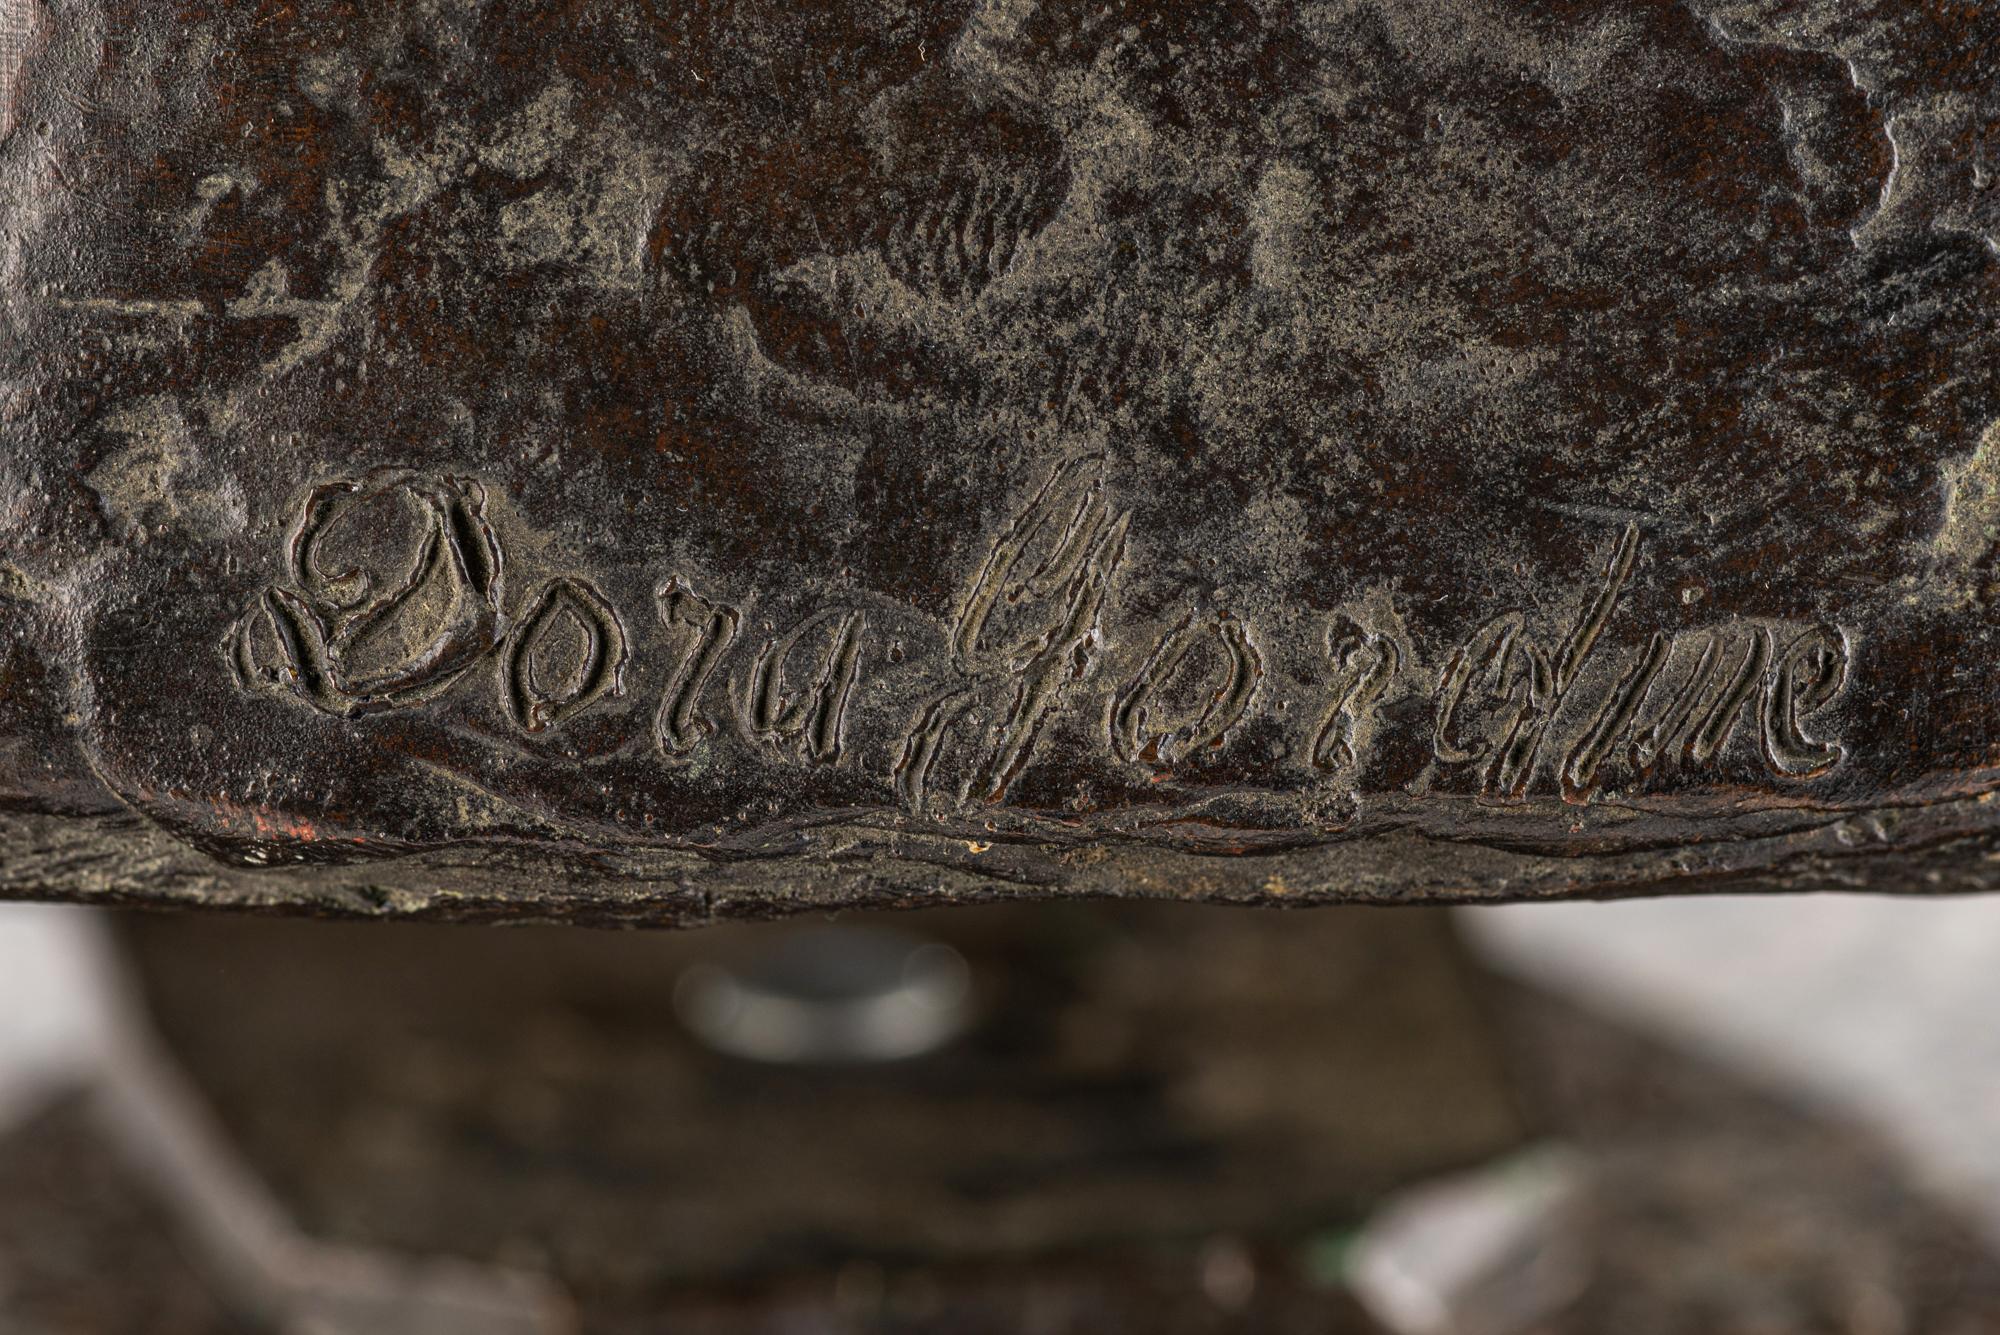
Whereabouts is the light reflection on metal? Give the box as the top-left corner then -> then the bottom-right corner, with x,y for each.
675,927 -> 974,1064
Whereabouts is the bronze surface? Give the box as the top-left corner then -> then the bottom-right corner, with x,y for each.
5,1 -> 2000,918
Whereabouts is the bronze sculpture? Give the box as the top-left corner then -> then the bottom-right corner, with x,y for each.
4,0 -> 2000,920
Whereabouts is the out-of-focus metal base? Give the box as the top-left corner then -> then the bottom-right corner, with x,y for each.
0,908 -> 570,1335
6,904 -> 2000,1333
117,905 -> 1525,1287
1,903 -> 1524,1329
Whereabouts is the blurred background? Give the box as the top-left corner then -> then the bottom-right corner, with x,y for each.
2,892 -> 1999,1335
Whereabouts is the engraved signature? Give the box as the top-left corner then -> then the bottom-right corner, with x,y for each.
229,463 -> 1852,813
1432,523 -> 1849,798
227,471 -> 511,716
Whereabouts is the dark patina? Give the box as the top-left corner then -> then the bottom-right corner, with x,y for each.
4,0 -> 2000,921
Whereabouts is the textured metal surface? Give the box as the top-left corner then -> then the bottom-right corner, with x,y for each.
6,1 -> 2000,920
